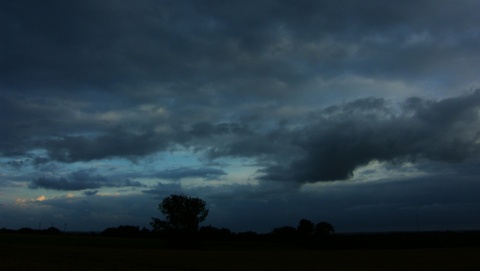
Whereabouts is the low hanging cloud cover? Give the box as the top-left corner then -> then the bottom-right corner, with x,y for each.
1,0 -> 480,232
29,170 -> 145,191
44,129 -> 170,162
154,167 -> 227,181
258,91 -> 480,182
20,91 -> 480,184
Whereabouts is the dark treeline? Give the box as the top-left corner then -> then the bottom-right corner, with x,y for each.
3,195 -> 479,249
4,223 -> 480,250
1,226 -> 62,235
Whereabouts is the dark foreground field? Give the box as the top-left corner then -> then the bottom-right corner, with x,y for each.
1,234 -> 480,271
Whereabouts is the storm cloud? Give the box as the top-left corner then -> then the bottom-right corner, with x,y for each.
271,92 -> 480,182
154,167 -> 227,181
44,129 -> 170,162
29,170 -> 144,191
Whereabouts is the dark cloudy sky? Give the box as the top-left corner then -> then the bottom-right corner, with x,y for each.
1,0 -> 480,233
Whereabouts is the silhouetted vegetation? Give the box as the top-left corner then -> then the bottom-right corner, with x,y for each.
151,194 -> 209,232
266,219 -> 336,247
297,219 -> 315,238
270,226 -> 298,242
315,221 -> 335,236
5,227 -> 62,235
4,195 -> 479,251
150,194 -> 209,248
101,225 -> 151,238
199,225 -> 232,241
4,225 -> 480,250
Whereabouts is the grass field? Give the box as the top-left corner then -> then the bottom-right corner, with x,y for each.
1,234 -> 480,270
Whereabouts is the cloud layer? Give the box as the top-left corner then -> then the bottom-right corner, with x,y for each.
29,170 -> 144,191
257,91 -> 480,182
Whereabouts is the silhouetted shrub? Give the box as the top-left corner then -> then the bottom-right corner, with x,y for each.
297,219 -> 315,239
314,221 -> 335,237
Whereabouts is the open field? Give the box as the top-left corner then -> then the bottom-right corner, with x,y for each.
1,234 -> 480,270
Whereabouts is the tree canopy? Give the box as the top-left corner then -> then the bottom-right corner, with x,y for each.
315,221 -> 335,236
150,194 -> 209,233
297,219 -> 315,237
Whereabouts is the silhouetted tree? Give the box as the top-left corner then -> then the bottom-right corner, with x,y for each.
297,219 -> 315,237
151,194 -> 209,234
315,221 -> 335,236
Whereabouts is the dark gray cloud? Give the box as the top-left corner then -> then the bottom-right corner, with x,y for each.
1,0 -> 479,162
44,129 -> 170,162
141,182 -> 183,199
188,122 -> 253,138
29,170 -> 144,191
154,167 -> 227,181
82,190 -> 98,196
2,0 -> 478,98
272,91 -> 480,182
201,91 -> 480,182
